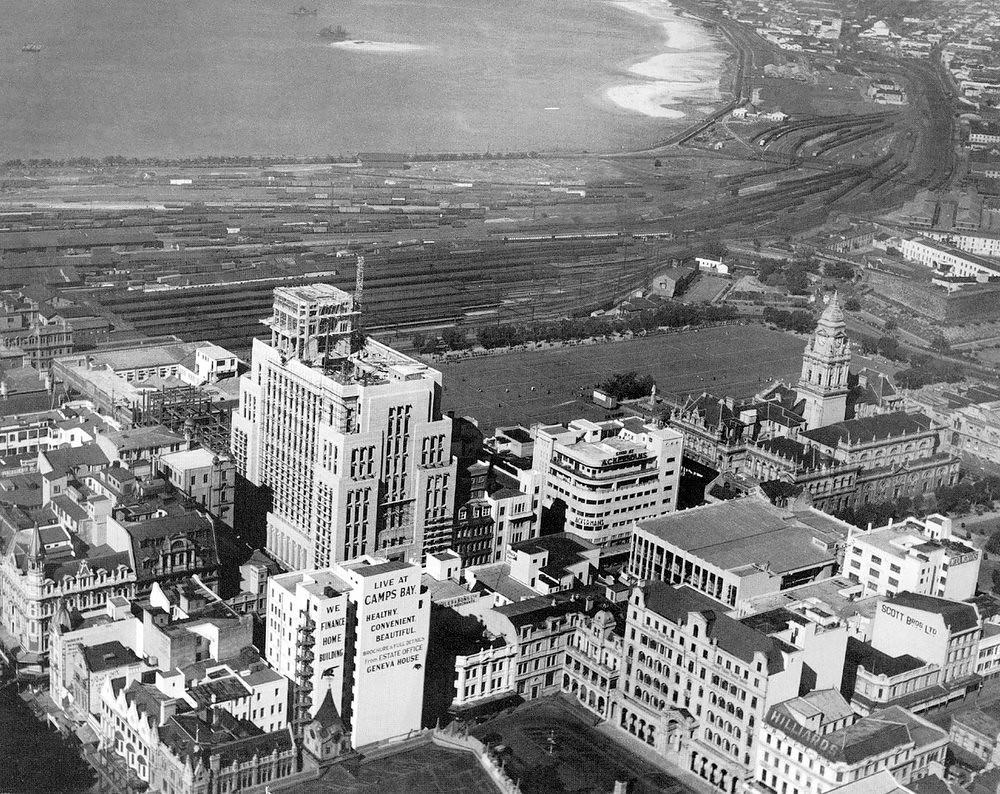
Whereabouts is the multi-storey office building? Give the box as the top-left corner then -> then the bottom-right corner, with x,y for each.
99,677 -> 307,794
949,702 -> 1000,769
0,518 -> 135,675
157,447 -> 236,526
842,592 -> 983,715
615,583 -> 812,793
451,591 -> 603,711
978,623 -> 1000,681
0,317 -> 74,372
265,556 -> 429,748
843,514 -> 980,600
232,285 -> 456,569
533,417 -> 682,552
753,690 -> 947,794
872,592 -> 982,688
561,608 -> 622,721
872,592 -> 981,685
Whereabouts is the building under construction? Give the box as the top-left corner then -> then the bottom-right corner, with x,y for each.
125,382 -> 236,453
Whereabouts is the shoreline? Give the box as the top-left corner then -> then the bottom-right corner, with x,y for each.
0,0 -> 740,160
604,0 -> 734,122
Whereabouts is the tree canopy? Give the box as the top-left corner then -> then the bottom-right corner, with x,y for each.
598,372 -> 655,400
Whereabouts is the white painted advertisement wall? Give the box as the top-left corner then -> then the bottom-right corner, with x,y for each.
871,601 -> 948,666
346,562 -> 430,747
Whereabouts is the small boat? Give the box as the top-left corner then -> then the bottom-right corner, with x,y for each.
21,44 -> 42,53
291,6 -> 318,16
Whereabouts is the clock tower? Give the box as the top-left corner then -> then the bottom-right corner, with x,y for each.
797,294 -> 850,430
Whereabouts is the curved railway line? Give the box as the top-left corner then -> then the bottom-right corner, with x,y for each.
78,7 -> 960,354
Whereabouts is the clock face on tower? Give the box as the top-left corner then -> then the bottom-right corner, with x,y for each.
797,295 -> 851,430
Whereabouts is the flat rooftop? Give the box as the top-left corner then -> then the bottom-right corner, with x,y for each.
159,447 -> 222,469
561,436 -> 648,465
275,283 -> 353,304
343,558 -> 412,578
272,569 -> 351,599
636,497 -> 845,576
738,575 -> 879,626
91,341 -> 201,372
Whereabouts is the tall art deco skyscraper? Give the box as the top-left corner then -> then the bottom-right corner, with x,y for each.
231,284 -> 456,570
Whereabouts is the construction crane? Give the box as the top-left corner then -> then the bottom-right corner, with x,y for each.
354,254 -> 365,309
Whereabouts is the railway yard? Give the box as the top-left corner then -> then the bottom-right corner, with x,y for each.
0,0 -> 962,359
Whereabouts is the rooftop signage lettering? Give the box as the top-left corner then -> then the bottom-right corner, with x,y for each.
880,603 -> 938,636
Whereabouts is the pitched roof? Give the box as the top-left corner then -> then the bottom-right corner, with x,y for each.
755,436 -> 836,469
123,680 -> 169,719
493,589 -> 598,629
40,444 -> 109,475
885,592 -> 980,633
950,702 -> 1000,739
800,412 -> 934,448
846,635 -> 926,677
767,700 -> 945,765
642,583 -> 787,672
312,690 -> 345,732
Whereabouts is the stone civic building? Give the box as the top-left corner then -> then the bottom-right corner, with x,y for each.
663,295 -> 959,511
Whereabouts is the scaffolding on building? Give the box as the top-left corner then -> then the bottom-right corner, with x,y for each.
131,384 -> 234,453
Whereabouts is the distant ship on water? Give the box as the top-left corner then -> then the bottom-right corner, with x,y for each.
21,43 -> 42,53
318,25 -> 350,41
291,6 -> 318,16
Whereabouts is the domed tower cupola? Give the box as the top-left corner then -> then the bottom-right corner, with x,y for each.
797,293 -> 851,430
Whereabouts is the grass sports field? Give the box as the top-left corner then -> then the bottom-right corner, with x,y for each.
435,323 -> 808,433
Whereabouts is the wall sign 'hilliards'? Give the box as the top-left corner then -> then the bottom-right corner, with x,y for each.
766,710 -> 839,757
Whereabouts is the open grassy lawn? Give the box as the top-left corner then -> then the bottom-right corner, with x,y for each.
434,323 -> 807,432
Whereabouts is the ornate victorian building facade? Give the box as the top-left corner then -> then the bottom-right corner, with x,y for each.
663,296 -> 959,510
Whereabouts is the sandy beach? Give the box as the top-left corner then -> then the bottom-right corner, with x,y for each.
607,0 -> 727,120
328,40 -> 428,53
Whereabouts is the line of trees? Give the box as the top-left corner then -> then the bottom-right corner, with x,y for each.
417,301 -> 742,353
762,308 -> 817,334
834,473 -> 1000,529
852,330 -> 965,389
835,496 -> 926,530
